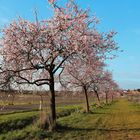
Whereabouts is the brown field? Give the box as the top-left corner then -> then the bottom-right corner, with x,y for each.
0,91 -> 97,113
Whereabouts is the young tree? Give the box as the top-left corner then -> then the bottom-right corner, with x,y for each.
0,0 -> 118,130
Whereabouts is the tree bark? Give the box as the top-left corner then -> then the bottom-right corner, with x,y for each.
49,73 -> 56,131
94,90 -> 100,106
83,86 -> 90,113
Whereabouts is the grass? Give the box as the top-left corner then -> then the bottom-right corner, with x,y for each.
0,104 -> 82,140
0,111 -> 38,134
49,99 -> 140,140
0,99 -> 140,139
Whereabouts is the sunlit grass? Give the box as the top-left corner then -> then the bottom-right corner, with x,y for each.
50,99 -> 140,140
0,99 -> 140,140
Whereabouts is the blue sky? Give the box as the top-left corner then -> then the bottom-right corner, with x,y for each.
0,0 -> 140,89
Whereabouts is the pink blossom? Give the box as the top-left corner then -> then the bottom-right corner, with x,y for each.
48,0 -> 55,4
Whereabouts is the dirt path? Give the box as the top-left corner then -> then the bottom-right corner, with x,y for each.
97,99 -> 140,139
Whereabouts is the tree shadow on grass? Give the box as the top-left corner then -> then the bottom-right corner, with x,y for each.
90,111 -> 111,115
56,124 -> 140,133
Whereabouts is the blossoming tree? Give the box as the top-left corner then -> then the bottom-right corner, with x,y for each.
60,50 -> 105,112
98,71 -> 119,103
0,0 -> 118,130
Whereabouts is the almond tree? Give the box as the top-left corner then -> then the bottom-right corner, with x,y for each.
89,70 -> 111,104
89,70 -> 105,105
60,51 -> 106,113
0,0 -> 117,130
99,71 -> 119,104
108,80 -> 119,102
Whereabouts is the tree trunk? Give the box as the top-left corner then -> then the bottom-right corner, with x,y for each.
49,73 -> 56,131
83,86 -> 90,113
94,90 -> 100,106
105,92 -> 108,104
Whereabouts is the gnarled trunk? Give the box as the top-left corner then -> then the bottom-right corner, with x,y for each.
83,86 -> 90,113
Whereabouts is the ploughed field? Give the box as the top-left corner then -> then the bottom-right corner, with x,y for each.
0,97 -> 140,139
0,93 -> 94,113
